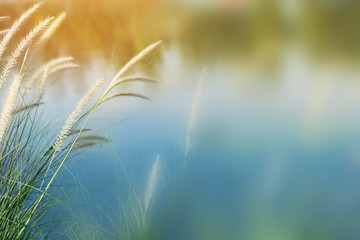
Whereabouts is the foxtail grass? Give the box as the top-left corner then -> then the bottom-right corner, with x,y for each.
0,3 -> 161,239
0,3 -> 42,59
0,16 -> 10,22
26,56 -> 75,90
53,79 -> 103,152
0,74 -> 22,144
0,29 -> 9,36
109,40 -> 162,89
144,155 -> 161,213
0,16 -> 53,89
37,12 -> 66,47
185,67 -> 206,157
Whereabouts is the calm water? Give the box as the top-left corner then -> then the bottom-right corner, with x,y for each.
2,1 -> 360,239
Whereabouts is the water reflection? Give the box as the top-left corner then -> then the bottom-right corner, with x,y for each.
300,0 -> 360,65
2,1 -> 360,239
1,0 -> 360,76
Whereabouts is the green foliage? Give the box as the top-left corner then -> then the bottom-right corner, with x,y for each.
0,4 -> 159,239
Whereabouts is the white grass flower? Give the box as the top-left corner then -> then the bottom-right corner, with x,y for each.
37,12 -> 66,46
37,63 -> 79,94
109,41 -> 162,89
185,67 -> 206,156
38,67 -> 49,95
49,63 -> 80,75
27,56 -> 74,88
0,74 -> 22,144
0,3 -> 42,59
0,16 -> 10,22
144,155 -> 161,213
0,29 -> 9,36
34,63 -> 80,94
53,79 -> 103,151
0,17 -> 53,90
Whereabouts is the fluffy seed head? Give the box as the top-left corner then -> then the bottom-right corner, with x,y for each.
0,16 -> 53,90
185,67 -> 206,156
109,41 -> 162,89
144,155 -> 161,213
37,12 -> 66,46
0,3 -> 42,59
0,75 -> 22,144
0,16 -> 10,22
53,79 -> 103,151
27,56 -> 74,88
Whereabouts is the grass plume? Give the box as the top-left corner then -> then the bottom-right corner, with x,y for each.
73,141 -> 100,150
37,12 -> 66,46
0,74 -> 21,144
100,92 -> 150,105
36,62 -> 80,94
111,75 -> 157,88
0,3 -> 42,59
49,62 -> 80,75
0,16 -> 10,22
68,128 -> 91,136
109,40 -> 162,88
37,66 -> 49,95
0,29 -> 9,36
78,134 -> 109,143
27,56 -> 74,88
185,67 -> 206,156
0,3 -> 162,238
12,102 -> 44,115
0,16 -> 53,89
53,78 -> 103,151
144,155 -> 161,213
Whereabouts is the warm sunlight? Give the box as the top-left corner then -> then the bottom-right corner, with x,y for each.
1,1 -> 360,239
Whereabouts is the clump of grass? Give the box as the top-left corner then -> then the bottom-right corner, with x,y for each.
0,3 -> 161,239
67,66 -> 206,240
65,154 -> 163,240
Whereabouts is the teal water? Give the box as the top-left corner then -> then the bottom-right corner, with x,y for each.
50,47 -> 360,239
2,1 -> 360,238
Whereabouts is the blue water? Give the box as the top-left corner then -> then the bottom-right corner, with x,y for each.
2,1 -> 360,238
45,48 -> 360,239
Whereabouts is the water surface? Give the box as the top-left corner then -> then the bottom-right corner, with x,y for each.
2,1 -> 360,239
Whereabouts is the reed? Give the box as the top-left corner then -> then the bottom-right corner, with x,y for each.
0,3 -> 161,239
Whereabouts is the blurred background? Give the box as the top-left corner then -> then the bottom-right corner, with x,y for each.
2,0 -> 360,239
